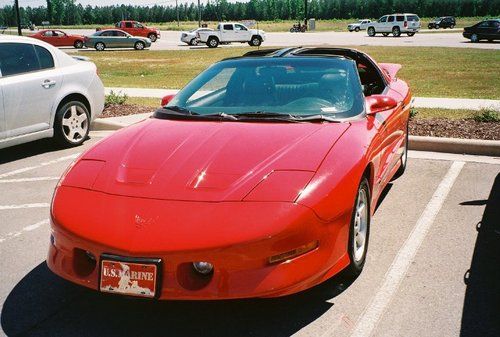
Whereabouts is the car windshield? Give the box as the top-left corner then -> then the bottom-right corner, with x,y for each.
163,57 -> 364,120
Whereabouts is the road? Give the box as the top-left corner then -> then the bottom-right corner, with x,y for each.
58,30 -> 500,51
0,132 -> 498,337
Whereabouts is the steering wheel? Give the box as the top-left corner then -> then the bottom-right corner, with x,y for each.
285,97 -> 333,109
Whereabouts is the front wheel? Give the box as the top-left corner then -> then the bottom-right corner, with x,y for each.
345,177 -> 371,277
407,32 -> 415,37
355,27 -> 360,32
94,42 -> 105,51
249,36 -> 262,46
54,101 -> 90,147
207,37 -> 219,48
470,34 -> 479,43
392,26 -> 401,37
450,24 -> 455,29
367,27 -> 376,37
134,41 -> 145,50
435,24 -> 440,29
147,33 -> 157,42
74,40 -> 84,49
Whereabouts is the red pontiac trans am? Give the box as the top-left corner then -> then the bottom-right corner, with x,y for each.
30,29 -> 86,49
48,47 -> 412,300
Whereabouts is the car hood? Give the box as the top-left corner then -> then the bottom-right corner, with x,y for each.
76,118 -> 349,202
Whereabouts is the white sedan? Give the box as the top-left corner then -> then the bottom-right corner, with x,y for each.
0,35 -> 104,149
180,27 -> 213,46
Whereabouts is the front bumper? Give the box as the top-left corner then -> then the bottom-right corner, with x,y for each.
47,187 -> 351,300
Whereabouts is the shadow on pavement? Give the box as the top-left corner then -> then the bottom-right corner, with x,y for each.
0,139 -> 63,165
1,262 -> 356,336
460,173 -> 500,337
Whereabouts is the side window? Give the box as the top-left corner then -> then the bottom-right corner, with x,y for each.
379,16 -> 387,23
388,16 -> 395,23
134,22 -> 143,28
223,24 -> 234,30
125,22 -> 133,28
115,31 -> 126,37
101,31 -> 111,36
396,16 -> 404,22
0,43 -> 40,76
216,24 -> 221,30
478,21 -> 489,28
34,45 -> 54,70
235,24 -> 247,31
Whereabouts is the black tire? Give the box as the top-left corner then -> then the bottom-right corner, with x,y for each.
207,36 -> 219,48
392,26 -> 401,37
54,101 -> 90,147
355,27 -> 360,32
249,35 -> 262,46
94,42 -> 105,51
391,121 -> 409,181
428,24 -> 432,29
407,32 -> 415,37
382,33 -> 389,37
147,33 -> 157,42
367,27 -> 376,37
189,38 -> 198,46
345,177 -> 371,277
290,28 -> 295,33
74,40 -> 84,49
450,24 -> 455,29
470,33 -> 479,43
134,41 -> 145,50
435,24 -> 440,29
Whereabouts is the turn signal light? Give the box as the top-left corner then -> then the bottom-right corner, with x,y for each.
268,240 -> 319,264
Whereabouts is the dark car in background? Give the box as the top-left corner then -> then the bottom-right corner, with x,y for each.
463,19 -> 500,42
428,16 -> 456,29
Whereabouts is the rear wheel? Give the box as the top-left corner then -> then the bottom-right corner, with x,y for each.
345,178 -> 371,277
95,42 -> 105,51
207,36 -> 219,48
54,101 -> 90,147
435,24 -> 440,29
392,26 -> 401,37
74,40 -> 83,49
134,41 -> 145,50
367,27 -> 376,37
450,24 -> 455,29
189,38 -> 198,46
147,33 -> 157,42
391,122 -> 409,181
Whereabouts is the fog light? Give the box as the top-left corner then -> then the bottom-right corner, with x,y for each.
268,240 -> 319,264
192,261 -> 213,275
85,250 -> 96,261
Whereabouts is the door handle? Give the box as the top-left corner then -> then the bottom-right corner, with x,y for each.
42,79 -> 56,89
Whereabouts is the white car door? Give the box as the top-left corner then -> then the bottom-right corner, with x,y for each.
0,42 -> 62,138
234,24 -> 251,42
222,24 -> 237,42
376,16 -> 388,32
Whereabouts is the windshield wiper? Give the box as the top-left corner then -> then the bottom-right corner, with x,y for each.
235,111 -> 295,118
154,108 -> 237,121
163,106 -> 200,115
294,114 -> 341,123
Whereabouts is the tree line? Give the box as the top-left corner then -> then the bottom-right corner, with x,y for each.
1,0 -> 499,26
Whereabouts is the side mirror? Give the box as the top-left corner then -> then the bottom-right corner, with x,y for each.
161,94 -> 176,106
366,95 -> 398,115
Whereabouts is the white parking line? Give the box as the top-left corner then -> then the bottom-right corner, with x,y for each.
0,177 -> 60,183
349,161 -> 465,337
0,153 -> 80,179
0,219 -> 49,243
0,203 -> 50,210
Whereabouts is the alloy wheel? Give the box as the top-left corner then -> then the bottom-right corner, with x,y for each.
353,188 -> 368,262
61,105 -> 88,144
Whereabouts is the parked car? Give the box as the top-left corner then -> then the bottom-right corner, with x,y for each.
180,27 -> 212,45
29,29 -> 86,49
47,47 -> 412,300
348,19 -> 372,32
98,20 -> 160,42
84,29 -> 151,51
427,16 -> 456,29
463,19 -> 500,43
0,35 -> 104,149
367,13 -> 421,37
197,22 -> 266,48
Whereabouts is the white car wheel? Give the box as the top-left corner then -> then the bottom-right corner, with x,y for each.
134,41 -> 145,50
55,101 -> 90,147
95,42 -> 105,51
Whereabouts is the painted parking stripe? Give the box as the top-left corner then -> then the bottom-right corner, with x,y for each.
0,177 -> 60,183
0,153 -> 80,179
0,203 -> 50,210
349,161 -> 465,337
0,219 -> 49,243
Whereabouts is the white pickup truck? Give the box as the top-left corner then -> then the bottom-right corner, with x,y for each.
197,22 -> 266,48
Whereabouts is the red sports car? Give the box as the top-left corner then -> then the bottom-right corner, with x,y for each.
30,29 -> 85,48
48,47 -> 412,300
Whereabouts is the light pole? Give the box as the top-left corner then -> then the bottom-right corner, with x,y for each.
14,0 -> 22,36
198,0 -> 201,28
304,0 -> 308,28
176,0 -> 179,27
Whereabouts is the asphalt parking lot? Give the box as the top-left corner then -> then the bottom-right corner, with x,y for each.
0,132 -> 498,337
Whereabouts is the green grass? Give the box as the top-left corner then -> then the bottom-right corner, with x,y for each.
127,97 -> 161,107
85,46 -> 500,99
412,108 -> 477,119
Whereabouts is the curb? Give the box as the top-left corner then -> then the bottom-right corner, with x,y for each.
409,136 -> 500,157
92,119 -> 500,157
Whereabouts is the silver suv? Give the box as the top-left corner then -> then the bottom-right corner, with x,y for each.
367,13 -> 421,37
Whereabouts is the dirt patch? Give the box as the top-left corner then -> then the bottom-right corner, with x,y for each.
410,118 -> 499,141
101,105 -> 499,141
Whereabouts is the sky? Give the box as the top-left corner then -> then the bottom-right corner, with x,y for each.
0,0 -> 245,7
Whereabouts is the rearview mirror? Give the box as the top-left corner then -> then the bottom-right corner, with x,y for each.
365,95 -> 398,115
161,94 -> 176,106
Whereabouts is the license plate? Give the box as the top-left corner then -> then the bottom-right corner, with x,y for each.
99,255 -> 161,298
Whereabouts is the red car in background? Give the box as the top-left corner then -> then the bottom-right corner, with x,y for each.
30,29 -> 85,48
48,47 -> 412,300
